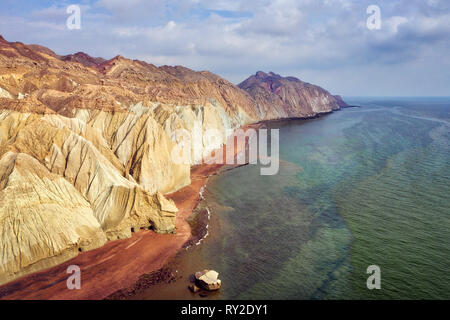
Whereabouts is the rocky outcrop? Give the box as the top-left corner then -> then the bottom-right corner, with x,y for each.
0,35 -> 346,285
238,71 -> 347,119
0,151 -> 107,285
194,270 -> 222,291
0,109 -> 183,283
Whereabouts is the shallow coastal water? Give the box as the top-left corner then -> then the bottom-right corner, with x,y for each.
141,98 -> 450,300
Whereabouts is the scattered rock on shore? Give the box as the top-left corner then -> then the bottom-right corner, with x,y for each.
106,266 -> 178,299
194,270 -> 222,291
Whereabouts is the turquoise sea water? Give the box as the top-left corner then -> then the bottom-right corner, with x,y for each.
143,98 -> 449,300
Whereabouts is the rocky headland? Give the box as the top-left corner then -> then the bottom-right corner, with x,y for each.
0,34 -> 346,290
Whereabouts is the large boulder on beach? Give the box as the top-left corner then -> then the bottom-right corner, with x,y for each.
194,270 -> 222,291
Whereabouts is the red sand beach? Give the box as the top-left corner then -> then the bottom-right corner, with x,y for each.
0,125 -> 260,300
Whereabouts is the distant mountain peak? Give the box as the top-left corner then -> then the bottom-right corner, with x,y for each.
62,51 -> 106,68
252,71 -> 300,83
239,71 -> 347,118
255,71 -> 280,78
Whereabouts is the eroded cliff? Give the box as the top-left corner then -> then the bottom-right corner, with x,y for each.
0,35 -> 346,284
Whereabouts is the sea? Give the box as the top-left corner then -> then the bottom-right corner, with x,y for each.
140,97 -> 449,300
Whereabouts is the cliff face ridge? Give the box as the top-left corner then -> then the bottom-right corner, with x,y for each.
0,36 -> 346,284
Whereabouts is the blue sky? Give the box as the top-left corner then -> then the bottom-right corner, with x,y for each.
1,0 -> 449,96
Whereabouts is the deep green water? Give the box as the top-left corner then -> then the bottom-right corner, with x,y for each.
195,98 -> 450,300
141,98 -> 449,300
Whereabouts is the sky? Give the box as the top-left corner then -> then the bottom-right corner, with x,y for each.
0,0 -> 449,96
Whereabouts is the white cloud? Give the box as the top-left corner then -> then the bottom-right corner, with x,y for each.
1,0 -> 449,95
385,16 -> 408,34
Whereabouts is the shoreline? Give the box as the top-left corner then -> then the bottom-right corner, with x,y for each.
0,123 -> 259,300
0,109 -> 341,300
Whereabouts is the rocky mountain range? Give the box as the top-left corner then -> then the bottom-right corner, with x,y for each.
0,35 -> 346,285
